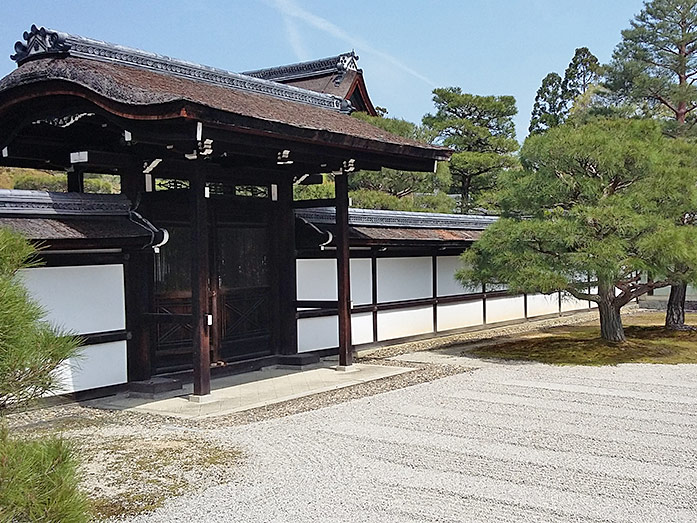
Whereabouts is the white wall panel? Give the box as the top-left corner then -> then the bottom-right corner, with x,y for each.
297,316 -> 338,352
437,256 -> 481,296
350,258 -> 372,306
377,257 -> 432,303
351,312 -> 374,345
20,265 -> 125,334
52,341 -> 127,394
653,286 -> 670,296
437,300 -> 484,331
377,306 -> 433,341
296,259 -> 336,301
561,292 -> 590,312
526,293 -> 560,318
486,296 -> 526,324
589,287 -> 599,308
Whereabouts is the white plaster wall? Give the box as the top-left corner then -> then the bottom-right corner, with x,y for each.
296,258 -> 372,305
377,306 -> 433,341
653,286 -> 670,296
437,300 -> 484,331
350,259 -> 372,306
486,295 -> 526,324
651,285 -> 697,297
377,257 -> 432,303
589,287 -> 599,308
526,293 -> 560,318
52,341 -> 128,394
297,315 -> 338,352
20,265 -> 125,334
561,292 -> 590,312
351,312 -> 374,345
437,256 -> 481,296
296,259 -> 336,301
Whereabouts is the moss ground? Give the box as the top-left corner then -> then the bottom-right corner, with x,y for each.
464,312 -> 697,365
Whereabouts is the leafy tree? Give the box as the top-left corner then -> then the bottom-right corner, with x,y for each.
350,112 -> 451,201
350,188 -> 455,213
529,73 -> 566,134
458,119 -> 697,342
294,181 -> 455,213
0,229 -> 81,411
423,87 -> 518,213
562,47 -> 601,100
607,0 -> 697,329
529,48 -> 601,134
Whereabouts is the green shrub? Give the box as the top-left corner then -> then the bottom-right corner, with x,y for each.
12,172 -> 68,192
0,427 -> 89,522
0,229 -> 82,411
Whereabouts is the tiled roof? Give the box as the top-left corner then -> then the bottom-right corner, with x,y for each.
0,190 -> 160,246
10,25 -> 351,113
244,52 -> 360,83
295,207 -> 497,230
0,58 -> 447,159
296,207 -> 495,245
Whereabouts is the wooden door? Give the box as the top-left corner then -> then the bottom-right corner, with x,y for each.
212,222 -> 274,361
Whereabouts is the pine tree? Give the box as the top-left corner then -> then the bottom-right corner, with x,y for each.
458,119 -> 697,342
423,87 -> 518,213
607,0 -> 697,329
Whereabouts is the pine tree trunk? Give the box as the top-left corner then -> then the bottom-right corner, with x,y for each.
665,282 -> 687,330
598,300 -> 626,343
597,280 -> 625,343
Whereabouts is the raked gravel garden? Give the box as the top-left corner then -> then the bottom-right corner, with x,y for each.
8,310 -> 697,522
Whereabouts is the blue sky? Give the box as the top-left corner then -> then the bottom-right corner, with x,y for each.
0,0 -> 645,140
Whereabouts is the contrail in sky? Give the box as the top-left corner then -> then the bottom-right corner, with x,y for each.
265,0 -> 435,87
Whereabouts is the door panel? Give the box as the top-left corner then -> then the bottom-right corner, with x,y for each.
216,224 -> 273,360
153,225 -> 194,373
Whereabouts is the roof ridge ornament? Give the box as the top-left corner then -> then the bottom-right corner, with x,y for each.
11,25 -> 71,64
10,25 -> 354,114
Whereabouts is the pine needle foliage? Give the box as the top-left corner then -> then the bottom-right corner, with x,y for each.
458,119 -> 697,342
0,229 -> 82,412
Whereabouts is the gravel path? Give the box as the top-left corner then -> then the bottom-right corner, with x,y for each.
127,360 -> 697,523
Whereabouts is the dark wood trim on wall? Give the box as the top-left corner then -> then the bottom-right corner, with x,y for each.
41,252 -> 128,267
81,329 -> 129,346
371,248 -> 378,343
432,253 -> 438,333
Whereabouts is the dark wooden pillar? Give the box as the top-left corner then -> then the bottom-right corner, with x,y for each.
122,163 -> 152,382
67,167 -> 84,193
277,179 -> 298,354
336,172 -> 352,366
190,165 -> 211,395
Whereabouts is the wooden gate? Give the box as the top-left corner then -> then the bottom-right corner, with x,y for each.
151,200 -> 277,374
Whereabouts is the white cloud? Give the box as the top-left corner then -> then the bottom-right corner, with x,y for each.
265,0 -> 435,86
282,15 -> 310,61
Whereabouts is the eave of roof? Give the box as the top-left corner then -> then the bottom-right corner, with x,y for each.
0,58 -> 450,165
0,190 -> 157,248
0,189 -> 132,216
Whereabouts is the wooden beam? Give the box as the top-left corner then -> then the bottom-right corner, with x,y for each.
190,163 -> 211,396
291,198 -> 336,209
335,171 -> 352,366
